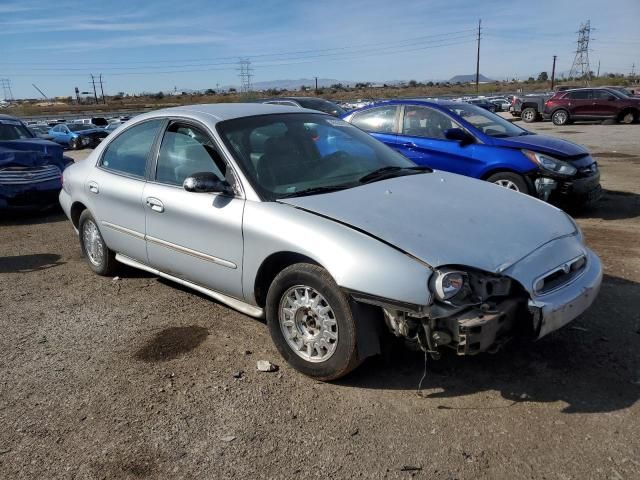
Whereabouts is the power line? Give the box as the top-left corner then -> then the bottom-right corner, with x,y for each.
1,29 -> 478,67
4,38 -> 477,77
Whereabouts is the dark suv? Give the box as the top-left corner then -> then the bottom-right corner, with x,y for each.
543,88 -> 640,125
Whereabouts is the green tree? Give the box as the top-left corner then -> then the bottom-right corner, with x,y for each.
537,71 -> 549,82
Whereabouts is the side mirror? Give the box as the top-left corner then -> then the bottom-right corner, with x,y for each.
183,172 -> 233,195
444,128 -> 475,146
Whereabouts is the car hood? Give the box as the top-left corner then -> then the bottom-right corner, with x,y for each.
0,138 -> 66,169
491,133 -> 589,158
279,172 -> 576,273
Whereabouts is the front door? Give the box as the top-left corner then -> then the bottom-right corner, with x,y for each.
395,105 -> 479,175
143,121 -> 245,299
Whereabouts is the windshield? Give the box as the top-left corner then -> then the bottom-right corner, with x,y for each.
295,98 -> 346,116
68,124 -> 95,132
217,113 -> 417,200
445,103 -> 527,138
0,120 -> 34,140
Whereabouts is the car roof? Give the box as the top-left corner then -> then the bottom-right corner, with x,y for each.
0,114 -> 21,121
137,103 -> 315,123
358,98 -> 467,108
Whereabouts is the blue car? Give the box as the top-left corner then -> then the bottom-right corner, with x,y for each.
342,99 -> 602,206
0,114 -> 73,211
48,123 -> 108,150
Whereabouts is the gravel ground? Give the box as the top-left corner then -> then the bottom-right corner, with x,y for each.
1,120 -> 639,479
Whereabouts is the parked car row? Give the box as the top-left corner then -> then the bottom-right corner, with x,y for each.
510,87 -> 640,125
58,102 -> 603,381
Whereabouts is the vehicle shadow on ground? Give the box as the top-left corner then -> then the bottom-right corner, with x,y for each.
0,209 -> 66,226
573,189 -> 640,220
0,253 -> 65,273
340,274 -> 640,414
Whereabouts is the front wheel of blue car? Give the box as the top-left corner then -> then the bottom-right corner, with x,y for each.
266,263 -> 362,380
486,172 -> 529,194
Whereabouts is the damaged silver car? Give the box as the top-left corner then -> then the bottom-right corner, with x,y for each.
59,104 -> 602,380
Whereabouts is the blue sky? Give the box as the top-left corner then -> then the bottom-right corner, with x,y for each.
2,0 -> 639,98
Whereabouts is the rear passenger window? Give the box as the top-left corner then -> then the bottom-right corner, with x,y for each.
155,123 -> 226,186
567,90 -> 591,100
351,106 -> 398,133
100,120 -> 162,177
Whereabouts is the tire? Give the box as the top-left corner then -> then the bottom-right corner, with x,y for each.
265,263 -> 362,380
486,172 -> 529,194
69,137 -> 80,150
521,107 -> 537,123
78,210 -> 117,276
618,110 -> 637,125
552,109 -> 570,126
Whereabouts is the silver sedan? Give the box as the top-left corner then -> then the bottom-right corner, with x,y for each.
59,103 -> 602,380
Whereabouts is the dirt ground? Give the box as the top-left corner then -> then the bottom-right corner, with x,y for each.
1,120 -> 639,479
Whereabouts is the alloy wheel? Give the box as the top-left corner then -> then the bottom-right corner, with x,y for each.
278,285 -> 338,363
82,219 -> 105,267
494,179 -> 520,191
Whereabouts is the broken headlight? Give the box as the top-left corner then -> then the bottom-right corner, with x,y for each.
522,149 -> 577,176
431,269 -> 468,302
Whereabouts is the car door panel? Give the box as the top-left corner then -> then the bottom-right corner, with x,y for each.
143,121 -> 245,298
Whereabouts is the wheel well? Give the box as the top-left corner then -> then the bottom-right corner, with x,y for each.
481,169 -> 534,193
521,103 -> 538,111
619,107 -> 638,117
253,252 -> 320,307
70,201 -> 87,229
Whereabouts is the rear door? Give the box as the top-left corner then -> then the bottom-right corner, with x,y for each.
88,119 -> 164,263
395,105 -> 479,175
349,105 -> 400,148
142,120 -> 245,298
565,90 -> 593,117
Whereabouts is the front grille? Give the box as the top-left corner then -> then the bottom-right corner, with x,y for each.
534,255 -> 587,295
0,164 -> 61,185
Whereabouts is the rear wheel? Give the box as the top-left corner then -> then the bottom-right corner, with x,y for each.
521,107 -> 537,123
266,263 -> 361,380
618,109 -> 637,124
552,109 -> 570,126
486,172 -> 529,194
69,137 -> 80,150
78,210 -> 117,276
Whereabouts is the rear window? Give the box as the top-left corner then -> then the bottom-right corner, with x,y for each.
0,119 -> 34,140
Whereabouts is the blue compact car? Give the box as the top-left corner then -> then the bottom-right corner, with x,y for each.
48,123 -> 108,150
342,100 -> 602,206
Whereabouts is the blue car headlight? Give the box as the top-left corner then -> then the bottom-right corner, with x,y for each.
522,149 -> 577,176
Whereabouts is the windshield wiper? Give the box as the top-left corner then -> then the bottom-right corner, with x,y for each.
358,165 -> 431,184
278,184 -> 354,198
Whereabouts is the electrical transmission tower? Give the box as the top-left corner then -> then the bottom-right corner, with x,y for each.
568,20 -> 593,85
237,58 -> 253,93
1,78 -> 14,101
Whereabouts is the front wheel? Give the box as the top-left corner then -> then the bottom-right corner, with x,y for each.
486,172 -> 529,194
266,263 -> 361,380
619,110 -> 637,125
552,109 -> 570,126
69,137 -> 80,150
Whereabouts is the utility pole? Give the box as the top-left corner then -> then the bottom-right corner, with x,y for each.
475,19 -> 481,94
90,74 -> 98,104
1,78 -> 14,101
596,60 -> 600,78
314,76 -> 318,93
551,55 -> 557,90
631,63 -> 636,83
99,74 -> 106,104
237,58 -> 253,94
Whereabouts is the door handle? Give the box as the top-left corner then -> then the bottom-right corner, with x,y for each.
400,142 -> 417,148
146,197 -> 164,213
88,181 -> 99,194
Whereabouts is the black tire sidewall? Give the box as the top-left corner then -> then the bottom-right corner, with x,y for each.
69,138 -> 79,150
78,210 -> 115,276
486,172 -> 529,194
265,263 -> 359,381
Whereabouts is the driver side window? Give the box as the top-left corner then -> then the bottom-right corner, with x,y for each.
402,106 -> 458,140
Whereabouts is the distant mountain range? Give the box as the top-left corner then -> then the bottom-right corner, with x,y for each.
448,74 -> 493,83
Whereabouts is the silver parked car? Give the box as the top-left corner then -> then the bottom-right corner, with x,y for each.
59,103 -> 602,380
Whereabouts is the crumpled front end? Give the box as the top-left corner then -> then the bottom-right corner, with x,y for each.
379,235 -> 602,358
